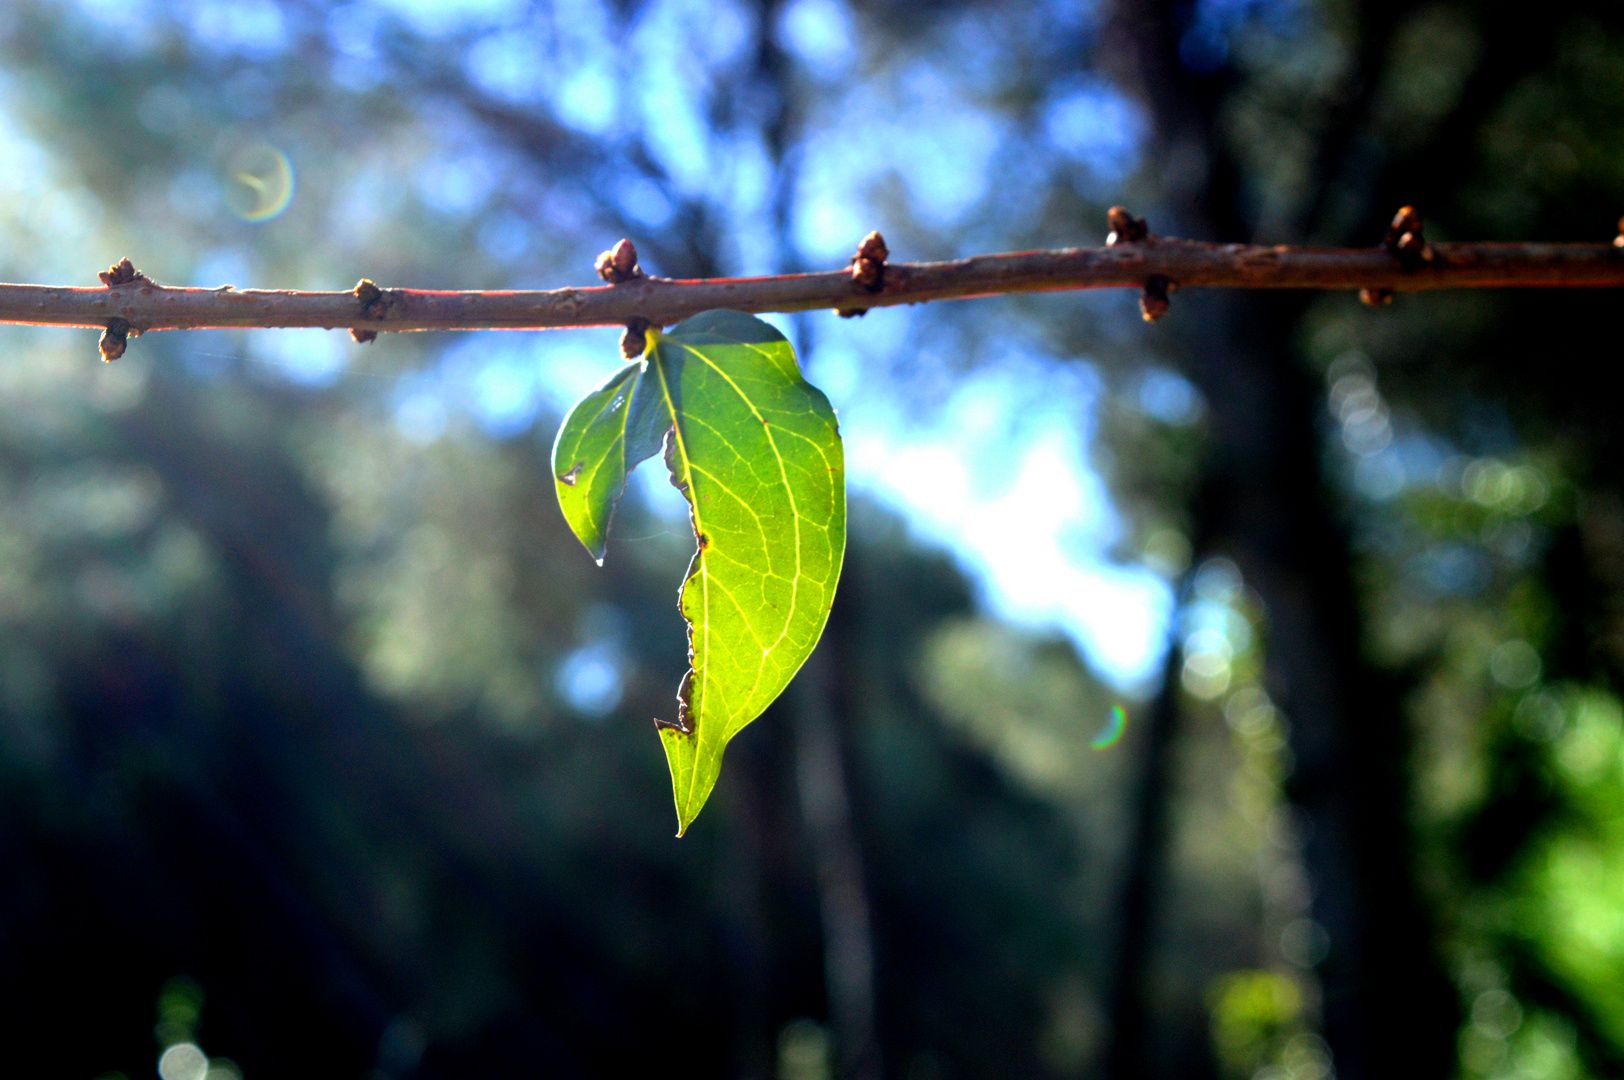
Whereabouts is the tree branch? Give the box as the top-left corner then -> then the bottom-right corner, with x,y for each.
4,237 -> 1621,340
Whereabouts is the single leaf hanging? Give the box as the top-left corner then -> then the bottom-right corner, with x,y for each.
552,310 -> 846,835
649,312 -> 846,835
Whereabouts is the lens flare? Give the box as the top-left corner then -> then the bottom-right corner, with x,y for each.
224,143 -> 295,222
1090,703 -> 1127,749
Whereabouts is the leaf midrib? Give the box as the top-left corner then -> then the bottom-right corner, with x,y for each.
669,338 -> 807,695
650,338 -> 710,816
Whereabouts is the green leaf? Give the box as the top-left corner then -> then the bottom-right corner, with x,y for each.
552,359 -> 667,564
649,311 -> 845,834
552,310 -> 845,835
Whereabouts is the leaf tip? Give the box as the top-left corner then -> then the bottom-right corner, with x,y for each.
657,721 -> 703,837
657,686 -> 717,837
672,781 -> 704,838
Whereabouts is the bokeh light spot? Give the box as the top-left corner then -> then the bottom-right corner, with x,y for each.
1090,703 -> 1128,749
556,644 -> 624,718
158,1043 -> 208,1080
224,143 -> 294,222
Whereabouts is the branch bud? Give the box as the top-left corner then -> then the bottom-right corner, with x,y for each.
621,317 -> 650,359
596,239 -> 642,284
1107,207 -> 1149,245
1383,206 -> 1433,267
98,258 -> 146,287
850,230 -> 889,291
352,279 -> 391,339
1140,276 -> 1171,322
1386,206 -> 1423,243
98,317 -> 130,362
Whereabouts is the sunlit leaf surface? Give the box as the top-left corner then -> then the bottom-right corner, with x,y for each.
555,310 -> 845,834
552,359 -> 667,564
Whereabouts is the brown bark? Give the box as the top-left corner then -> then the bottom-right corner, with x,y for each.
4,240 -> 1621,338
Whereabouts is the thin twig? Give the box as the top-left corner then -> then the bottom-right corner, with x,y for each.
3,238 -> 1621,340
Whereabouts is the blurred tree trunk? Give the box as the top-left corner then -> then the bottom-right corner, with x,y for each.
792,645 -> 882,1080
1103,633 -> 1200,1079
1101,3 -> 1457,1079
720,737 -> 778,1079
